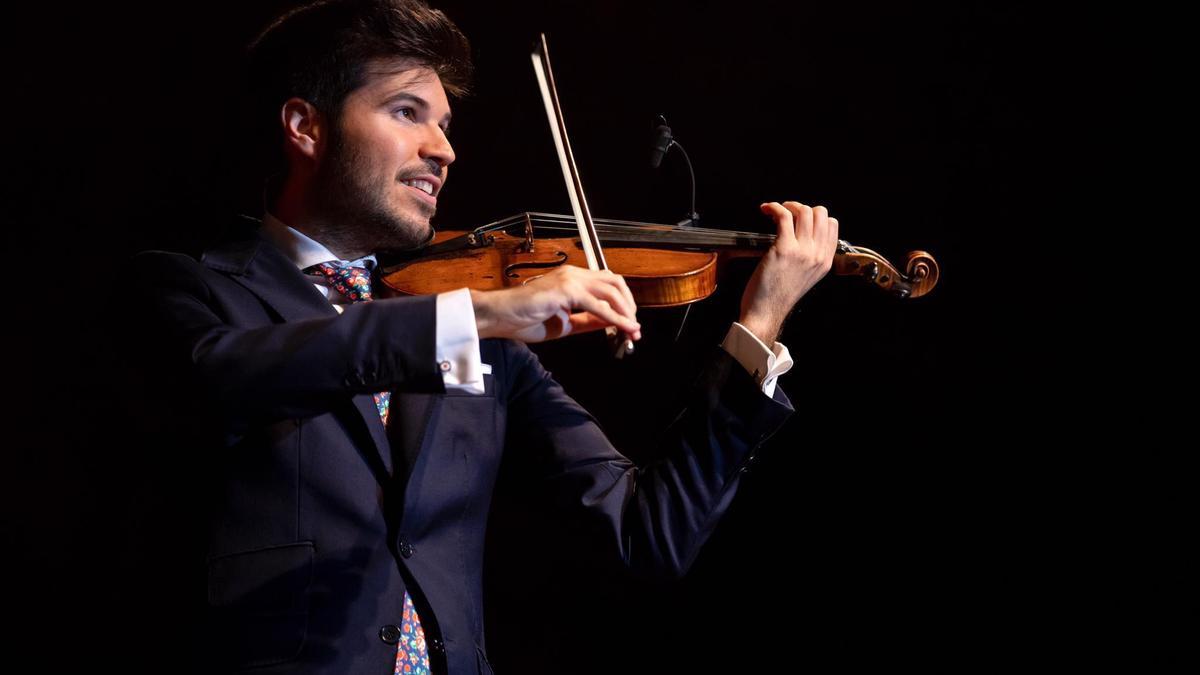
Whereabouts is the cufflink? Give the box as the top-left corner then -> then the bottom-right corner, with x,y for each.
438,360 -> 452,372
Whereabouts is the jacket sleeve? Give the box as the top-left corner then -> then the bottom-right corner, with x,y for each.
501,339 -> 794,580
127,250 -> 445,430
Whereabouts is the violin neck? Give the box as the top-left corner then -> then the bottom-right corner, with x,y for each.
477,212 -> 776,252
595,226 -> 775,251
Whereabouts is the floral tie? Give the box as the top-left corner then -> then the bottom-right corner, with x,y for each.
304,261 -> 390,424
303,260 -> 430,675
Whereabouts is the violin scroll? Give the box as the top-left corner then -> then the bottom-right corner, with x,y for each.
833,241 -> 940,299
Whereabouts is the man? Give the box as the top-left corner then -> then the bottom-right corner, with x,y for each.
127,0 -> 838,672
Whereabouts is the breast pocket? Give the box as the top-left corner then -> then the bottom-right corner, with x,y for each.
206,541 -> 314,669
442,372 -> 496,398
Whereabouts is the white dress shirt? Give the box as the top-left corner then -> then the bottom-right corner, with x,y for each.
260,213 -> 792,397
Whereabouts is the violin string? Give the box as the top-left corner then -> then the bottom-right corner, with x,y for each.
527,218 -> 775,238
531,223 -> 776,245
486,212 -> 763,235
476,213 -> 779,244
525,213 -> 772,238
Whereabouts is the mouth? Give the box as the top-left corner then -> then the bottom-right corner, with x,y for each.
399,174 -> 441,207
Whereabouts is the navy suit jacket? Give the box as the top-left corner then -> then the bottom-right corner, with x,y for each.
127,216 -> 793,674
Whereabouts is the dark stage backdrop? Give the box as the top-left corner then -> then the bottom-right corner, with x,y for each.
3,1 -> 1076,671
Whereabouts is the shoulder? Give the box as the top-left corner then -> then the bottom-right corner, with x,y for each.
129,215 -> 268,290
127,249 -> 211,299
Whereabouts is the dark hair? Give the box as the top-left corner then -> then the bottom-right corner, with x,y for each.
241,0 -> 472,193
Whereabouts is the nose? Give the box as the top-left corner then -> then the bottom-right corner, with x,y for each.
420,123 -> 456,170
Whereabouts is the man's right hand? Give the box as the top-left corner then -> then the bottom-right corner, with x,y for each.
469,266 -> 641,344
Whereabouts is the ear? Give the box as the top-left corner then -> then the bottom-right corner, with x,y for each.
280,97 -> 324,162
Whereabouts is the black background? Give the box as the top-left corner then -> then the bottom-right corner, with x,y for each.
4,1 -> 1157,672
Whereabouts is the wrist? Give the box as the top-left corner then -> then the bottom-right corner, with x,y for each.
470,289 -> 495,339
738,316 -> 780,345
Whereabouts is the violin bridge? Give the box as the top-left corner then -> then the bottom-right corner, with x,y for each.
522,212 -> 535,252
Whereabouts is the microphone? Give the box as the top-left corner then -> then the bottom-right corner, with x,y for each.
649,115 -> 699,226
650,122 -> 674,169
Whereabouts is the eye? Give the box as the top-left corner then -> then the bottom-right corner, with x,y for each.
392,106 -> 416,121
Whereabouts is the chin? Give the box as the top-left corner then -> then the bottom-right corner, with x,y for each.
379,216 -> 434,252
406,223 -> 435,250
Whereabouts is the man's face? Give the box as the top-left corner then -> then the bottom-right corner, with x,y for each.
311,60 -> 455,252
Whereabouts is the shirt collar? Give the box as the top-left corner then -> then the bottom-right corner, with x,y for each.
261,212 -> 377,271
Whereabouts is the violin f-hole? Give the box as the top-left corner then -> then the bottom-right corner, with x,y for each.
504,252 -> 569,279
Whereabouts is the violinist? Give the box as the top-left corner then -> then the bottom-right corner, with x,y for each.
124,0 -> 836,672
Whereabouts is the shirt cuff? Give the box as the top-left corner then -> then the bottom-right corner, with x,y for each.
720,322 -> 794,398
435,288 -> 485,395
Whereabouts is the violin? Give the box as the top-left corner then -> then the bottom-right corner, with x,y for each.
378,211 -> 940,304
378,35 -> 939,347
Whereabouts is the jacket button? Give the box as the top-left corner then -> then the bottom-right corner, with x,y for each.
740,454 -> 757,474
398,538 -> 415,558
429,638 -> 445,654
379,624 -> 402,644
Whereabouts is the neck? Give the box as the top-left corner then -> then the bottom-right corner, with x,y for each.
272,176 -> 373,261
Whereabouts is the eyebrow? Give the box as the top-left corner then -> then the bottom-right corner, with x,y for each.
380,91 -> 453,127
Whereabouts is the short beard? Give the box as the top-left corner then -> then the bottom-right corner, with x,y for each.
308,123 -> 435,257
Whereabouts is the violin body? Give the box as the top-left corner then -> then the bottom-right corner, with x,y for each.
380,228 -> 722,307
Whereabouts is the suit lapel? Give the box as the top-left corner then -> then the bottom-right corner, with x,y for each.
200,215 -> 396,480
200,216 -> 335,321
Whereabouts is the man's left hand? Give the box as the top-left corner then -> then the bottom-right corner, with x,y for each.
738,201 -> 839,345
